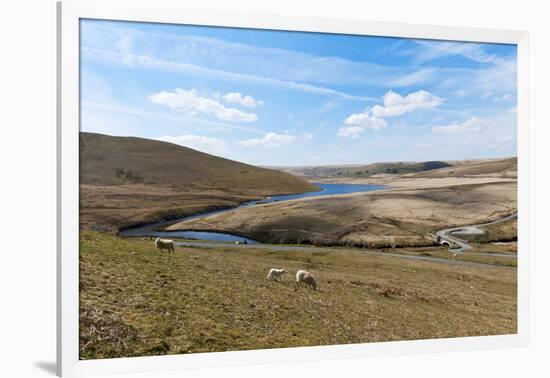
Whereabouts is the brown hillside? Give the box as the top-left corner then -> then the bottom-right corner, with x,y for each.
80,132 -> 316,193
411,158 -> 517,179
79,132 -> 317,231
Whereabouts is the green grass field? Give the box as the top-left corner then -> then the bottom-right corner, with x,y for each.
79,231 -> 517,359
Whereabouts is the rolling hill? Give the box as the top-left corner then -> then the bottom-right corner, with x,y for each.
274,157 -> 517,182
275,161 -> 452,179
79,132 -> 317,231
410,157 -> 517,178
80,132 -> 316,193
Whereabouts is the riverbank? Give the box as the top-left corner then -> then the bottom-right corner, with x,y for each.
119,183 -> 384,242
80,231 -> 517,359
80,182 -> 320,233
314,175 -> 516,190
167,181 -> 517,248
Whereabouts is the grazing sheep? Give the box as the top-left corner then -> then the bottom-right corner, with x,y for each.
296,269 -> 317,290
267,268 -> 286,281
154,237 -> 175,253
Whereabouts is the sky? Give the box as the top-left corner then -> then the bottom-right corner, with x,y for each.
80,19 -> 517,166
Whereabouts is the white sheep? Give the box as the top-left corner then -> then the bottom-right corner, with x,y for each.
267,268 -> 286,281
154,237 -> 175,253
296,269 -> 317,290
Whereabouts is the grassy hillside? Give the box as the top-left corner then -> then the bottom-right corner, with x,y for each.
79,132 -> 317,231
411,157 -> 517,179
278,161 -> 451,179
80,231 -> 516,359
80,132 -> 316,193
276,158 -> 517,181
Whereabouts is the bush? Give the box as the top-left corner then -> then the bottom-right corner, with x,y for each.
114,168 -> 144,183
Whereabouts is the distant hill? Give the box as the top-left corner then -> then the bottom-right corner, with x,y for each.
276,161 -> 452,179
80,132 -> 317,194
411,157 -> 517,179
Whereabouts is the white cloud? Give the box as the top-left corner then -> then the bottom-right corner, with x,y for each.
304,133 -> 314,140
155,134 -> 228,155
344,113 -> 388,130
238,132 -> 296,147
150,88 -> 258,122
337,126 -> 366,139
338,90 -> 439,138
222,92 -> 264,108
432,117 -> 485,134
371,90 -> 442,118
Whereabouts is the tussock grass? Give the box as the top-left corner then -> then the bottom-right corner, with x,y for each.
80,231 -> 517,359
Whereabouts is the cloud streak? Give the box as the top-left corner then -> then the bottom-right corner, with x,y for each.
82,47 -> 376,102
413,40 -> 506,65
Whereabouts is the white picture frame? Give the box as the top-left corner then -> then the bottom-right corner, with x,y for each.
57,0 -> 530,376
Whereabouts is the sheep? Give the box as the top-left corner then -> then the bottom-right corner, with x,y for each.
154,237 -> 175,253
267,268 -> 286,281
296,269 -> 317,290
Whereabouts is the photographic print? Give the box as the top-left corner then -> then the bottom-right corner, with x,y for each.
78,19 -> 517,360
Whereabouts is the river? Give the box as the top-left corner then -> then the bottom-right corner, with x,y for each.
119,182 -> 385,243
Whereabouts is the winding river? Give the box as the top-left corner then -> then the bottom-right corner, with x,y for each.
119,183 -> 385,243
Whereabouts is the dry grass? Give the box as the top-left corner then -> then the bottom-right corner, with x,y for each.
167,181 -> 517,247
478,219 -> 518,243
380,245 -> 517,267
79,184 -> 255,232
80,231 -> 517,359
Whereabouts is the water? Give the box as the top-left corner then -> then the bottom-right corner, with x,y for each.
120,183 -> 385,243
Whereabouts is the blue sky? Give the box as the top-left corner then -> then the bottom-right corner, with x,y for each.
80,19 -> 517,166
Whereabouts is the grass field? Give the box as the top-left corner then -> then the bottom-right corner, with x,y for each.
79,231 -> 517,359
